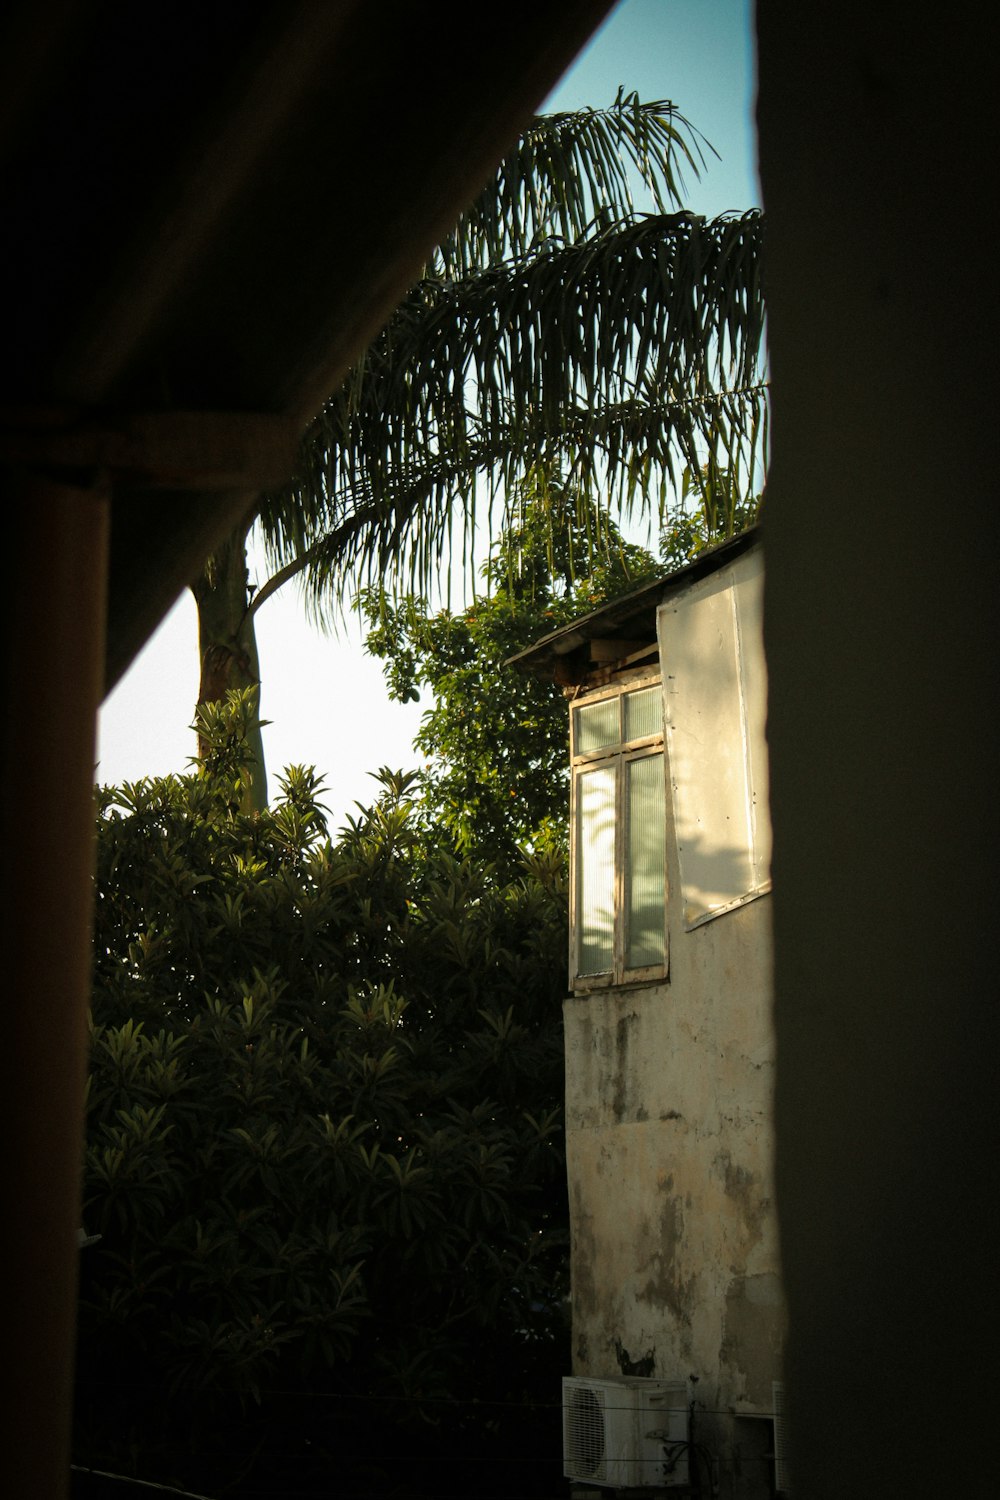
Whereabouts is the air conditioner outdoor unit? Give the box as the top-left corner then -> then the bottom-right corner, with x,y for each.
562,1375 -> 689,1489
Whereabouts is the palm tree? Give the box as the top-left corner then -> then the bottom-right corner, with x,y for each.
192,93 -> 767,806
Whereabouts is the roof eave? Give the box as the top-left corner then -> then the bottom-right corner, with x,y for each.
507,525 -> 762,679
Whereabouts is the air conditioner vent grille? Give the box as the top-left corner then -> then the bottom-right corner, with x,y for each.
773,1380 -> 791,1494
565,1382 -> 607,1480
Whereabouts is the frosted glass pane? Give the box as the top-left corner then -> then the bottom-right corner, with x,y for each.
574,697 -> 620,756
576,764 -> 616,975
623,686 -> 661,743
626,753 -> 665,968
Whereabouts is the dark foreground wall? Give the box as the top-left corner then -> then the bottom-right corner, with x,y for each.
756,5 -> 999,1495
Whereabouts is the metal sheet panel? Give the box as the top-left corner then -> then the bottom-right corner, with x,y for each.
658,547 -> 771,927
732,546 -> 772,890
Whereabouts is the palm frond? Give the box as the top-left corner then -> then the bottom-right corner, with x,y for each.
258,380 -> 768,620
258,209 -> 765,602
432,90 -> 714,275
255,96 -> 765,612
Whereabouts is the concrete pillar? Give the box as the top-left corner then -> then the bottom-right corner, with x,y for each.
0,471 -> 110,1498
756,5 -> 999,1493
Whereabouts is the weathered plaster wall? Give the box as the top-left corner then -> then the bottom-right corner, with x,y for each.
565,792 -> 782,1424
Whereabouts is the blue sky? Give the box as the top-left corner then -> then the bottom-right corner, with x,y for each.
96,0 -> 760,822
545,0 -> 758,217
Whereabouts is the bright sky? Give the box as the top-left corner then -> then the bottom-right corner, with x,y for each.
95,0 -> 760,829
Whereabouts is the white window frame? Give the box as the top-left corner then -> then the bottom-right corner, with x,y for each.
568,670 -> 668,992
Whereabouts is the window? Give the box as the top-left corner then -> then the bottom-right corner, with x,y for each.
569,675 -> 667,989
657,546 -> 771,928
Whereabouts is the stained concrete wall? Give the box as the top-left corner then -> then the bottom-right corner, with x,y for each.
565,728 -> 782,1475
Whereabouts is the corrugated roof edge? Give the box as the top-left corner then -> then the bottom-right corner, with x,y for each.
506,524 -> 762,677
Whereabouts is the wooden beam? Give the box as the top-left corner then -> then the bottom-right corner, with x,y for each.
588,638 -> 652,663
0,409 -> 298,490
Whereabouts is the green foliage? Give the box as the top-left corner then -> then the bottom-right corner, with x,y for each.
359,477 -> 660,874
79,694 -> 569,1492
659,462 -> 763,568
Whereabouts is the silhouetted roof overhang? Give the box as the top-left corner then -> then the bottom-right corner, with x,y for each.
0,0 -> 615,693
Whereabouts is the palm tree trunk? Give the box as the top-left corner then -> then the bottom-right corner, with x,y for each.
190,526 -> 268,810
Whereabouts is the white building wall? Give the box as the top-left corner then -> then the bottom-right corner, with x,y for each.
564,890 -> 780,1415
563,546 -> 782,1480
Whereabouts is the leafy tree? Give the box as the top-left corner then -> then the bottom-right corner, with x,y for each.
77,694 -> 569,1497
360,474 -> 661,876
188,95 -> 766,806
658,461 -> 762,567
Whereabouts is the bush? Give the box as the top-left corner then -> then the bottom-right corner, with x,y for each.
76,693 -> 569,1496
